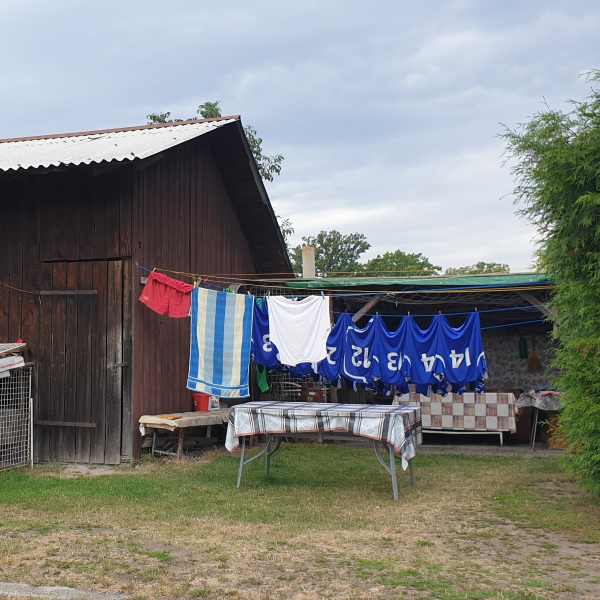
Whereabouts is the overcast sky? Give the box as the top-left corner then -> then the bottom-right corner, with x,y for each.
2,0 -> 599,271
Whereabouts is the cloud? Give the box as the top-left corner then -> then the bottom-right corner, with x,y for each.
0,0 -> 598,273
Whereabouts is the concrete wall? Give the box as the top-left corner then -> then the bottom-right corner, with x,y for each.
482,327 -> 557,392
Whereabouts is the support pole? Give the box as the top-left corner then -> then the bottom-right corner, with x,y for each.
237,437 -> 246,488
29,396 -> 33,469
352,295 -> 387,324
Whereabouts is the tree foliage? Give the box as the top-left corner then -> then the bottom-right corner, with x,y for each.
502,70 -> 600,496
277,216 -> 294,246
147,101 -> 283,182
362,250 -> 441,276
289,230 -> 371,274
445,261 -> 509,275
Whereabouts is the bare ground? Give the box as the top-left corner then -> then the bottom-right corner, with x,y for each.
0,446 -> 598,600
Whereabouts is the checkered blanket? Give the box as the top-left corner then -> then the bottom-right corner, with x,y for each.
225,401 -> 422,470
394,390 -> 516,433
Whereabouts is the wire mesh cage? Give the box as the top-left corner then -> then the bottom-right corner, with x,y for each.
0,366 -> 32,471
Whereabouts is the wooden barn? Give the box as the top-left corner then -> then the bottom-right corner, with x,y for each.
0,117 -> 292,464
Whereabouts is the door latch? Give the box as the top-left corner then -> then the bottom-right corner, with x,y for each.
112,362 -> 129,373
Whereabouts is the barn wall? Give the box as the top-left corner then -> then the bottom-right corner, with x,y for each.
0,167 -> 134,463
131,137 -> 257,454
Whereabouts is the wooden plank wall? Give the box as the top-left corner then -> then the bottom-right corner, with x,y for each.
0,167 -> 133,463
131,137 -> 257,454
1,134 -> 264,461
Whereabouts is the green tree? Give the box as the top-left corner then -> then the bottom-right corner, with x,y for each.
445,261 -> 509,275
502,70 -> 600,495
277,216 -> 294,246
362,250 -> 441,276
147,101 -> 283,182
198,101 -> 222,118
289,230 -> 371,275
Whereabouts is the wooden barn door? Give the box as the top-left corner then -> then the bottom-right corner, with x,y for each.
35,259 -> 132,465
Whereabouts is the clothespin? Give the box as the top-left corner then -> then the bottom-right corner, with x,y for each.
439,311 -> 442,316
407,311 -> 411,317
475,307 -> 478,312
320,291 -> 325,298
345,309 -> 348,314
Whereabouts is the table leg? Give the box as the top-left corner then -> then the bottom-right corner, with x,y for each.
265,434 -> 272,476
237,437 -> 246,488
207,425 -> 212,438
409,458 -> 415,487
151,430 -> 156,457
177,428 -> 185,460
530,407 -> 539,451
389,442 -> 399,501
500,431 -> 504,447
374,441 -> 400,501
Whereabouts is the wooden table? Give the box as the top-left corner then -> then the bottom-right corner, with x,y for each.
139,409 -> 231,458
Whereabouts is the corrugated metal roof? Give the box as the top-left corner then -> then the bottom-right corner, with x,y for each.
0,118 -> 237,172
286,273 -> 550,289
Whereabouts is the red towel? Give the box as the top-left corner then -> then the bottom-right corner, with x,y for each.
139,272 -> 194,318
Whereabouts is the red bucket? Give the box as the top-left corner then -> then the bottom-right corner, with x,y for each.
193,394 -> 219,411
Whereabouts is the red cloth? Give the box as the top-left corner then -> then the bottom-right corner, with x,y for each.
139,272 -> 194,318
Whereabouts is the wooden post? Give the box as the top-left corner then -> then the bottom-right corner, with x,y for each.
353,294 -> 387,324
177,428 -> 185,460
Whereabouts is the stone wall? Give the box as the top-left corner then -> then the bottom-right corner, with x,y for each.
482,326 -> 557,392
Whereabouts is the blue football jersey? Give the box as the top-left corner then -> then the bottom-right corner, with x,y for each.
372,317 -> 408,387
402,315 -> 446,388
438,312 -> 488,394
315,313 -> 344,382
250,299 -> 281,368
340,313 -> 379,385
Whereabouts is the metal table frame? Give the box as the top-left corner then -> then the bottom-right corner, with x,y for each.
235,432 -> 415,500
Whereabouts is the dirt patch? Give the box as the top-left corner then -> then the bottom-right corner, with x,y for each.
1,446 -> 597,599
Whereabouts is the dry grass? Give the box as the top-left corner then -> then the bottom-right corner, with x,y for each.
0,444 -> 599,599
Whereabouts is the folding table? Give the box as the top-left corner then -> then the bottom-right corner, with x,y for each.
225,401 -> 422,500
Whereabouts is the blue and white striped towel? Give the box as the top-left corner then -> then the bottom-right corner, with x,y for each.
187,287 -> 254,398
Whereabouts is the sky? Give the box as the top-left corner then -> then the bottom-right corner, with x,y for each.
1,0 -> 599,271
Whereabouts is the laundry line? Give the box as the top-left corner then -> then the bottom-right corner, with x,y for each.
331,304 -> 547,320
481,319 -> 547,330
138,266 -> 552,299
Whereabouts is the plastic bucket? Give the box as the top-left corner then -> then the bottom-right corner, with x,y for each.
193,393 -> 219,411
193,393 -> 211,412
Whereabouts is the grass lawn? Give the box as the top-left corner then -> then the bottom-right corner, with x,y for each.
0,443 -> 599,599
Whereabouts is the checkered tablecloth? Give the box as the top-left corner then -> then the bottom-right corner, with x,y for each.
394,390 -> 516,433
225,401 -> 422,469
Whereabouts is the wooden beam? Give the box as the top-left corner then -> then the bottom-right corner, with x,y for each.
39,290 -> 98,296
517,291 -> 557,318
352,294 -> 386,323
34,421 -> 97,428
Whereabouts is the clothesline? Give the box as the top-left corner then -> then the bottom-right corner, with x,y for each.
332,305 -> 545,319
138,265 -> 551,298
139,265 -> 227,291
481,319 -> 546,330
